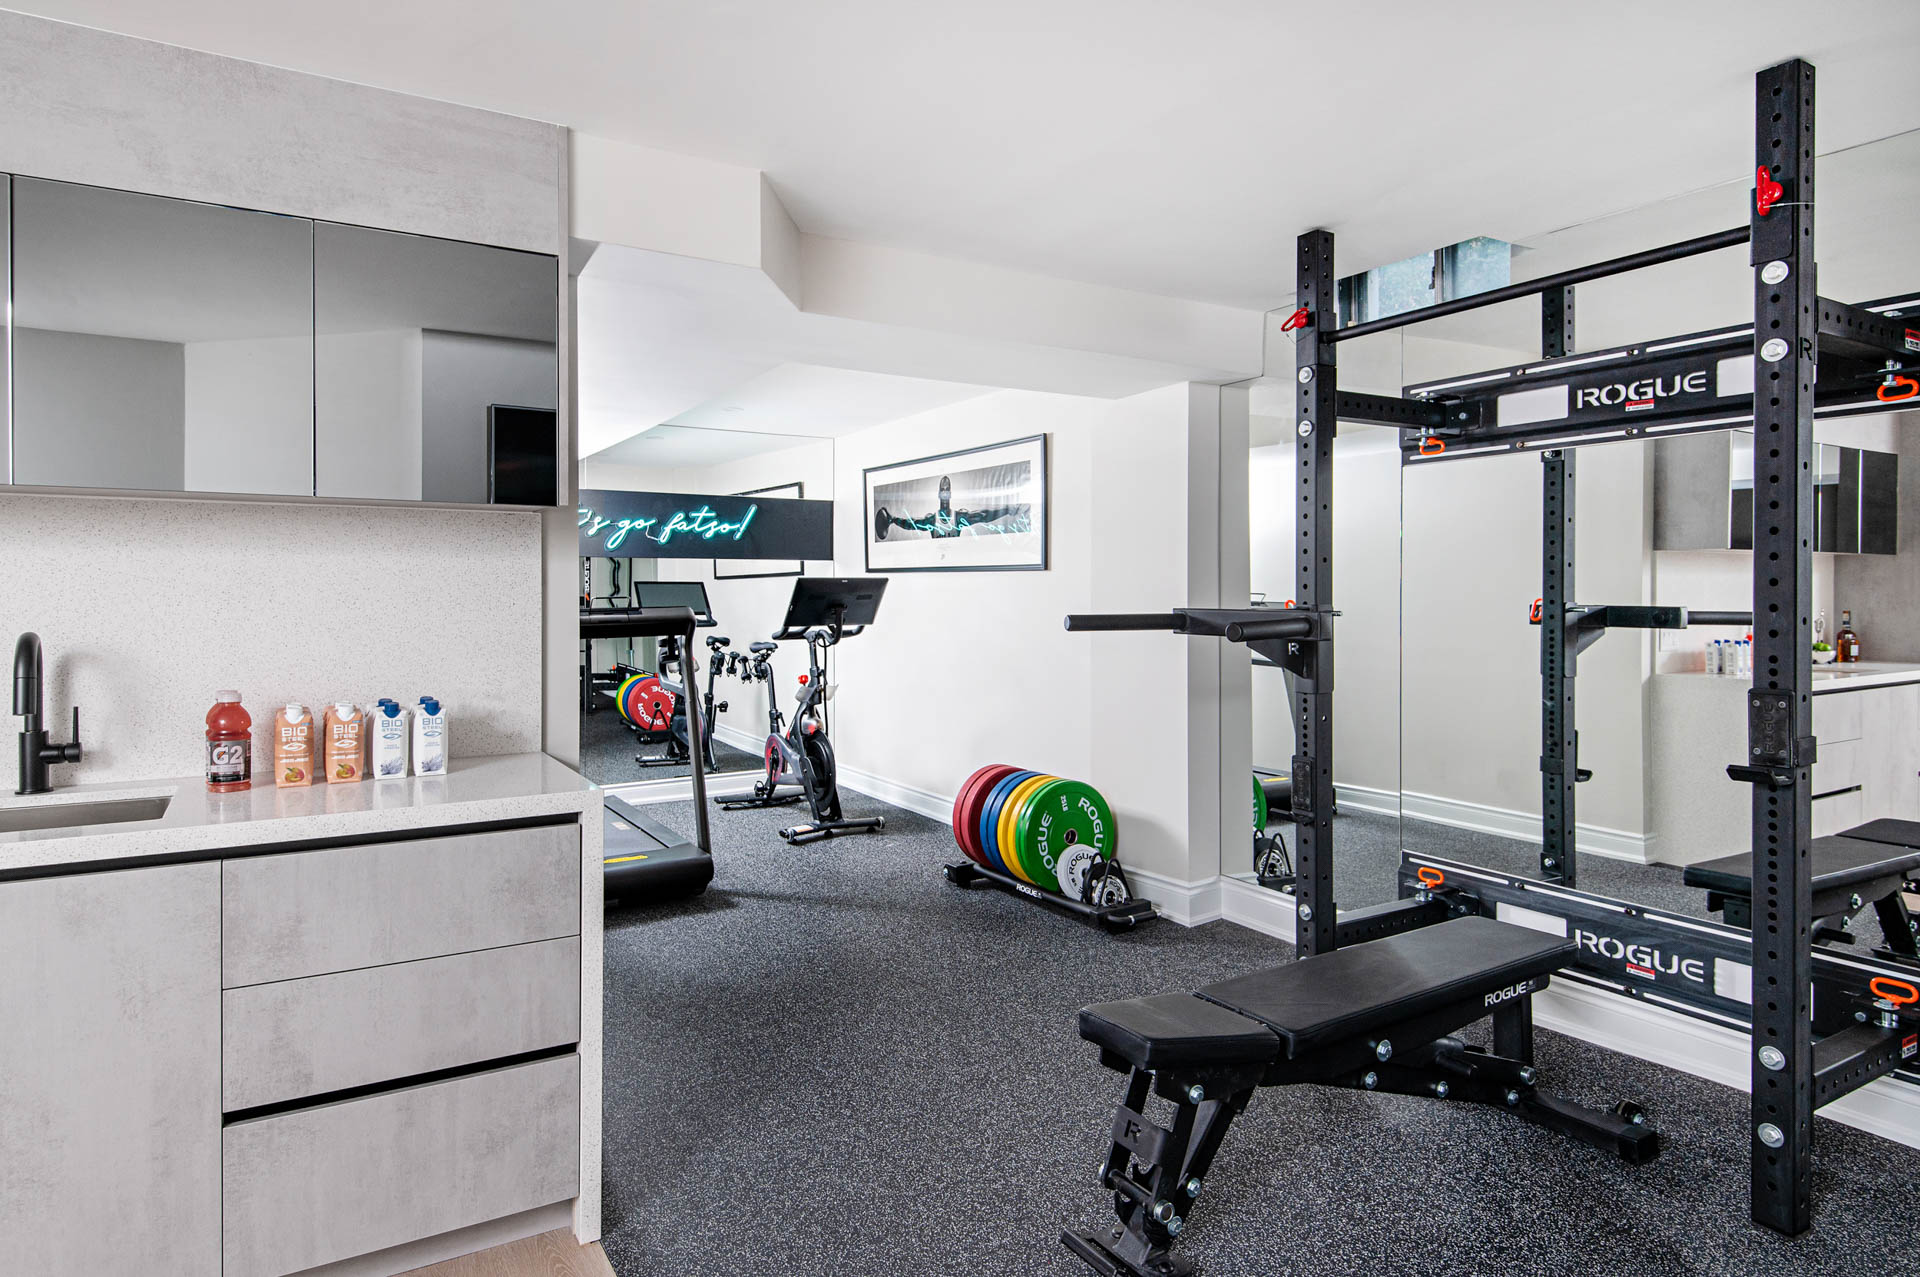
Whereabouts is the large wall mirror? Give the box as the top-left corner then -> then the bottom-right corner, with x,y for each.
577,425 -> 837,788
1390,126 -> 1920,952
2,175 -> 560,505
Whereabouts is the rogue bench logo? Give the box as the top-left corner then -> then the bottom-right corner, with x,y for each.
1574,369 -> 1710,414
1572,926 -> 1707,985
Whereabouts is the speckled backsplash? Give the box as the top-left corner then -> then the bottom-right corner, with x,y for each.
0,493 -> 544,785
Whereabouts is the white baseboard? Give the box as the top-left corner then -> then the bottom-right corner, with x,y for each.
1123,866 -> 1223,927
1399,789 -> 1651,863
1220,874 -> 1299,936
833,762 -> 953,823
1334,782 -> 1402,818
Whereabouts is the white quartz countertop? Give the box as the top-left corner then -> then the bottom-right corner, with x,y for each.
0,752 -> 601,875
1655,661 -> 1920,691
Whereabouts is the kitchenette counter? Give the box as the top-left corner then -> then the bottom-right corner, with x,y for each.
0,751 -> 606,1276
1654,660 -> 1920,693
0,751 -> 599,876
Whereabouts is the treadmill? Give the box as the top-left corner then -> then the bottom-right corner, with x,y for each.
579,601 -> 715,900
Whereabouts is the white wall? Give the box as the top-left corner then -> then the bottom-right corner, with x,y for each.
1400,440 -> 1651,842
1249,428 -> 1403,801
10,328 -> 184,491
183,335 -> 313,496
823,390 -> 1103,815
316,330 -> 424,501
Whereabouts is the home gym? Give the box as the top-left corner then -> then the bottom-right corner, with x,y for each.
13,9 -> 1920,1277
559,33 -> 1920,1274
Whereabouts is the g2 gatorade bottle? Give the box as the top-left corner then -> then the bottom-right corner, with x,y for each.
206,690 -> 253,792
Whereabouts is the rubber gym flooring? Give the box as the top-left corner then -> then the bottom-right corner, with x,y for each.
599,795 -> 1920,1277
577,705 -> 762,787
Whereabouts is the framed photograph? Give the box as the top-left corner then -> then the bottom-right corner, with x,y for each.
713,481 -> 807,579
864,434 -> 1048,573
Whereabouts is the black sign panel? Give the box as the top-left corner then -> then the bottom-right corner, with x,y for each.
578,488 -> 834,561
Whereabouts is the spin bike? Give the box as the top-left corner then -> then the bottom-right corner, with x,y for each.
637,633 -> 730,772
717,577 -> 889,846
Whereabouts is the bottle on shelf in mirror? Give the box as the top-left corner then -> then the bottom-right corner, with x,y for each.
1837,610 -> 1861,664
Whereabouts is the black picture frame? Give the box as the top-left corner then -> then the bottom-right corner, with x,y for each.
862,434 -> 1049,573
713,481 -> 808,579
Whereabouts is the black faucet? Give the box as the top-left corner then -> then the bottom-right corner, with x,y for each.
14,633 -> 82,795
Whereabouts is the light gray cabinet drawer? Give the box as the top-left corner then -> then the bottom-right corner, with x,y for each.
223,1053 -> 580,1277
1813,691 -> 1864,745
223,823 -> 580,986
223,937 -> 580,1111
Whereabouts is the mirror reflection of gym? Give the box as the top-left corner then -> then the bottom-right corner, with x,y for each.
578,425 -> 836,788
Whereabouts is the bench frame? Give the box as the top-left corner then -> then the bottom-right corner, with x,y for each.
1067,972 -> 1656,1277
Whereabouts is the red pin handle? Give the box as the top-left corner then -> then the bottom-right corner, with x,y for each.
1876,374 -> 1918,403
1280,307 -> 1311,332
1756,166 -> 1784,217
1871,976 -> 1919,1006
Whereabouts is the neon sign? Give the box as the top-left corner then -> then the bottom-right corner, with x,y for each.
579,503 -> 757,552
577,487 -> 833,561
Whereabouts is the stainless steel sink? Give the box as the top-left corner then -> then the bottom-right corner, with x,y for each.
0,795 -> 172,834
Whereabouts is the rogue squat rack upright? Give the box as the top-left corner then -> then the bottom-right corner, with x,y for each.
1069,57 -> 1920,1236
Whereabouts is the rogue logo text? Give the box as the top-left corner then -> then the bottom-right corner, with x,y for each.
1573,369 -> 1710,413
1572,926 -> 1707,984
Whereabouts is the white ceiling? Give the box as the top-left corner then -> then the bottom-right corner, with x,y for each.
14,1 -> 1920,311
588,423 -> 824,470
662,364 -> 992,440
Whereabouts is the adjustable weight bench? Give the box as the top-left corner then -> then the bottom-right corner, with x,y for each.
1684,826 -> 1920,960
1064,916 -> 1658,1277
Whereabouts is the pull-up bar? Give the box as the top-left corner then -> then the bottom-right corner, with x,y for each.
1330,226 -> 1751,343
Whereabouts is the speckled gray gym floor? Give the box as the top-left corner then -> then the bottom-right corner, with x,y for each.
598,795 -> 1920,1277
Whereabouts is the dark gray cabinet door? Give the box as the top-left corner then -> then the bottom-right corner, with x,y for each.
0,862 -> 221,1275
8,177 -> 314,496
314,221 -> 558,504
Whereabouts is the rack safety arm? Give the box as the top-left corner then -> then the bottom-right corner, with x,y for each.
1063,613 -> 1184,633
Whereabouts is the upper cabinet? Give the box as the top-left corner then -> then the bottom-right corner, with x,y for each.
1,176 -> 560,507
10,178 -> 314,497
1653,429 -> 1899,555
315,225 -> 558,504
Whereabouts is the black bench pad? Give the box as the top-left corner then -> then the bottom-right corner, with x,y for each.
1840,819 -> 1920,852
1683,835 -> 1920,899
1196,917 -> 1572,1058
1079,993 -> 1281,1072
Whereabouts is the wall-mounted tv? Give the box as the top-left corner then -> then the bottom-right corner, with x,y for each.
488,404 -> 558,506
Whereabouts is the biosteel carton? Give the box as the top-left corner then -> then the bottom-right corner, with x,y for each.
323,702 -> 368,783
273,703 -> 315,787
370,699 -> 409,779
412,696 -> 448,776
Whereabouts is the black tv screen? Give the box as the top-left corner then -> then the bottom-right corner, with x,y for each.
488,404 -> 558,506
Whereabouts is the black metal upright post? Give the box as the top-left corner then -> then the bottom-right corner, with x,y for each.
1539,287 -> 1578,886
1293,230 -> 1338,955
1744,58 -> 1817,1236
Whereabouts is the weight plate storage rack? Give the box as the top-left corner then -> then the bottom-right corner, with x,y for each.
943,763 -> 1155,931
